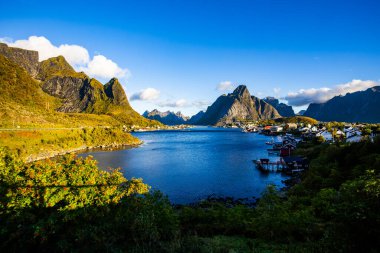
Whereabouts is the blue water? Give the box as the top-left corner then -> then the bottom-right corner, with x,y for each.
79,127 -> 287,204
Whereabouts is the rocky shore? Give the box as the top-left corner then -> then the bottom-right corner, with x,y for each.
25,141 -> 142,163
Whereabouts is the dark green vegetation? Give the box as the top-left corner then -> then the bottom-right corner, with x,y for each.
1,137 -> 379,252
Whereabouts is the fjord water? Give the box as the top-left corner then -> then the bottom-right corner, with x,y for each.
80,127 -> 288,204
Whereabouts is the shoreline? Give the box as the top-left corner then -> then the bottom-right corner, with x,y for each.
25,141 -> 143,163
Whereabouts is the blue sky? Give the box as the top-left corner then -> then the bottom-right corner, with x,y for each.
1,0 -> 380,115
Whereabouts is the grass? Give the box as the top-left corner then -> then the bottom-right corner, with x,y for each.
0,127 -> 141,162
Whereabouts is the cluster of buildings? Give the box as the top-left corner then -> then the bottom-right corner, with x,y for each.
243,121 -> 376,143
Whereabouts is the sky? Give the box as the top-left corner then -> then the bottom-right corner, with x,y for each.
1,0 -> 380,115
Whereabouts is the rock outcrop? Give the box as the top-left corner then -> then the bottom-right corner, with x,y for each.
304,86 -> 380,123
37,55 -> 86,81
104,78 -> 130,106
263,97 -> 295,117
0,42 -> 39,77
196,85 -> 280,125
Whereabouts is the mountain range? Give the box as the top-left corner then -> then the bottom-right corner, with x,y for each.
0,43 -> 160,128
2,42 -> 379,127
143,110 -> 189,125
263,97 -> 295,117
142,109 -> 205,125
304,86 -> 380,123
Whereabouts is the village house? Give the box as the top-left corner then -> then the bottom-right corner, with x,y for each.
270,126 -> 283,132
285,123 -> 297,130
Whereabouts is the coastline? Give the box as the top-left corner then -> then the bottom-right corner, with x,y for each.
25,141 -> 143,163
0,127 -> 142,163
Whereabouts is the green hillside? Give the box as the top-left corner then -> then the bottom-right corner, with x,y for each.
0,48 -> 162,128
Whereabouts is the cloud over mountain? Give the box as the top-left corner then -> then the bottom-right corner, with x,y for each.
156,99 -> 210,108
216,81 -> 234,91
0,36 -> 129,80
130,88 -> 160,101
285,79 -> 379,106
158,99 -> 188,107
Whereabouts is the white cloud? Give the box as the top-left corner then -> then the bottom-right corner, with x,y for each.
192,100 -> 210,108
130,88 -> 160,101
156,99 -> 210,108
4,36 -> 90,65
285,79 -> 379,106
216,81 -> 234,91
273,87 -> 281,96
1,36 -> 129,80
158,99 -> 188,108
79,55 -> 129,79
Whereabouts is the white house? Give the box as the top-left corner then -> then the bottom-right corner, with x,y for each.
270,126 -> 283,132
316,131 -> 333,142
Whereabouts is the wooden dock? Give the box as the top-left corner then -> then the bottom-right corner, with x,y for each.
252,159 -> 287,173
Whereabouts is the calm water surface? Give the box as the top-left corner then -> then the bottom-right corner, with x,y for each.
79,127 -> 288,204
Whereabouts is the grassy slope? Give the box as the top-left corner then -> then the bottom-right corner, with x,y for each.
0,54 -> 161,160
0,128 -> 141,162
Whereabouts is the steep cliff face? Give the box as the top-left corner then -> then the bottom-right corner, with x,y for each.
197,85 -> 280,125
143,109 -> 189,125
188,111 -> 205,124
0,43 -> 39,77
304,86 -> 380,123
42,76 -> 108,113
104,78 -> 130,107
263,97 -> 295,117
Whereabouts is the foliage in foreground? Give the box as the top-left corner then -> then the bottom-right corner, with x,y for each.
1,138 -> 380,252
0,148 -> 177,252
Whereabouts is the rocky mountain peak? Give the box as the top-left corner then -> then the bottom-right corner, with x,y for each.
232,85 -> 250,98
104,78 -> 129,106
264,97 -> 280,107
263,96 -> 295,117
370,86 -> 380,92
37,55 -> 82,80
197,85 -> 280,125
142,109 -> 189,125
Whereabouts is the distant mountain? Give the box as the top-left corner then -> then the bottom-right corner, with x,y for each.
196,85 -> 280,126
297,110 -> 306,116
263,97 -> 295,117
143,109 -> 190,125
0,43 -> 160,127
188,111 -> 205,125
304,86 -> 380,123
